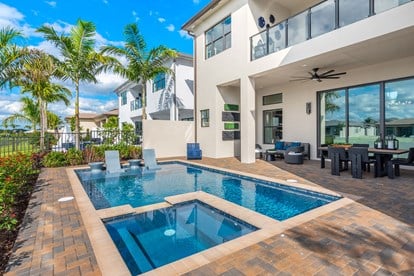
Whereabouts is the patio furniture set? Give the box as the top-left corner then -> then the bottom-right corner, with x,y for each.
319,144 -> 414,179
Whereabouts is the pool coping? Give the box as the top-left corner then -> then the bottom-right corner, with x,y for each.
66,161 -> 353,276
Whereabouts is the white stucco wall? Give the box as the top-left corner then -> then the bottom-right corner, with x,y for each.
189,0 -> 414,162
142,120 -> 195,158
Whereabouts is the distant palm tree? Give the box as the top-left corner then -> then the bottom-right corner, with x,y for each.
101,23 -> 177,120
2,96 -> 40,131
0,26 -> 26,89
37,19 -> 115,149
15,49 -> 71,151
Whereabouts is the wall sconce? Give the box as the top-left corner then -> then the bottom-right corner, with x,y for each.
306,102 -> 311,114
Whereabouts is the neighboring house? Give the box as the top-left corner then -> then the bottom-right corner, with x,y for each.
65,109 -> 119,131
114,53 -> 194,134
182,0 -> 414,163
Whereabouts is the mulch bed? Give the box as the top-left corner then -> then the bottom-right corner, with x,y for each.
0,176 -> 37,275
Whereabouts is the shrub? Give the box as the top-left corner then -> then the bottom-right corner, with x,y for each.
66,148 -> 84,166
0,153 -> 39,231
42,151 -> 68,167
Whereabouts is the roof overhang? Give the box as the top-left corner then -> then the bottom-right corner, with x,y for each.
182,0 -> 225,32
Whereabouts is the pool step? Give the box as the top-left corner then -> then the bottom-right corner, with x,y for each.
118,227 -> 154,273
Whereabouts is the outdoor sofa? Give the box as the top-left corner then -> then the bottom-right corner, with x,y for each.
265,141 -> 310,160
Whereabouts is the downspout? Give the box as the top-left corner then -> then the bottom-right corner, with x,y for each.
173,58 -> 177,121
188,30 -> 197,142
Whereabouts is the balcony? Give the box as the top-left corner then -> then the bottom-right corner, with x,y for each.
251,0 -> 413,61
130,99 -> 142,111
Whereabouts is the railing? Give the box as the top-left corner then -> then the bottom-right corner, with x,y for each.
131,99 -> 142,111
0,130 -> 141,157
251,0 -> 412,60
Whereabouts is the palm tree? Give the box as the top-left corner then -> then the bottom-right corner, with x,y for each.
37,19 -> 115,149
101,23 -> 177,120
15,49 -> 71,151
2,96 -> 40,131
0,26 -> 26,89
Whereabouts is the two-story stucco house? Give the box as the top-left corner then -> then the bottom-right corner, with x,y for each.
114,53 -> 194,134
183,0 -> 414,163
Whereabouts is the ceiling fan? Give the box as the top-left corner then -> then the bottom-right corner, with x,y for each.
290,68 -> 347,82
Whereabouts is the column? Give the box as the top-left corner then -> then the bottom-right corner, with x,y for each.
240,76 -> 256,163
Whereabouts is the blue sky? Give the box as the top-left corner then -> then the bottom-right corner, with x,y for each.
0,0 -> 208,128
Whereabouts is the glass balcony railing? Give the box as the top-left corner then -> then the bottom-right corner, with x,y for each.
130,99 -> 142,111
250,0 -> 412,60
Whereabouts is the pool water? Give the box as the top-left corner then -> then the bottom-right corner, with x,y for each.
104,200 -> 257,275
76,162 -> 340,221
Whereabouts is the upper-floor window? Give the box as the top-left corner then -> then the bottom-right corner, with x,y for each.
205,16 -> 231,59
121,91 -> 127,105
153,73 -> 166,92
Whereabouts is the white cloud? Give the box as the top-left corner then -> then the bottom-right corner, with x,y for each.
166,24 -> 175,32
45,1 -> 57,8
132,10 -> 139,22
179,30 -> 192,40
158,17 -> 166,23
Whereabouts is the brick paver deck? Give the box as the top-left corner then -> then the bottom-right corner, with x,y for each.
5,158 -> 414,275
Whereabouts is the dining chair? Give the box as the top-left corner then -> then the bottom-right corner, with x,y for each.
328,146 -> 349,176
348,147 -> 375,178
387,147 -> 414,178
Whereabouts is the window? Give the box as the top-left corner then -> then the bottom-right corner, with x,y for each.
121,91 -> 127,105
263,93 -> 283,105
263,109 -> 283,144
318,76 -> 414,151
130,98 -> 142,111
153,73 -> 166,92
200,109 -> 209,127
205,16 -> 231,59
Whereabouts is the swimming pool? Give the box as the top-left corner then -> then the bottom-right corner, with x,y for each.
104,200 -> 257,275
76,161 -> 340,221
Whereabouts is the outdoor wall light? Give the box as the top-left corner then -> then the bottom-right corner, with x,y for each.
306,102 -> 311,114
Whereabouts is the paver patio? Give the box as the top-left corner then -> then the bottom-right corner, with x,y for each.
5,157 -> 414,275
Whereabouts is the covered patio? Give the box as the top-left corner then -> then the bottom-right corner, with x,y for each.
5,158 -> 414,275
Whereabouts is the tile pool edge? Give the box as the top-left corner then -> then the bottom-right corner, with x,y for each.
66,167 -> 131,276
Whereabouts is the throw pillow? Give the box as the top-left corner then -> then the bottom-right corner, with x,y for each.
290,142 -> 301,148
275,141 -> 285,150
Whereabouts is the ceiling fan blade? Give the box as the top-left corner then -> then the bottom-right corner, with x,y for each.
289,78 -> 309,82
319,69 -> 335,76
323,72 -> 347,77
321,76 -> 340,79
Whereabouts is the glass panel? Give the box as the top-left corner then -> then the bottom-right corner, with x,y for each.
263,109 -> 282,144
339,0 -> 369,27
348,84 -> 380,146
287,11 -> 308,46
206,29 -> 212,44
213,38 -> 224,55
223,16 -> 231,34
224,33 -> 231,50
385,78 -> 414,151
311,0 -> 335,38
268,21 -> 286,54
206,44 -> 214,58
375,0 -> 410,14
319,90 -> 346,145
263,93 -> 283,105
251,31 -> 267,60
211,24 -> 222,41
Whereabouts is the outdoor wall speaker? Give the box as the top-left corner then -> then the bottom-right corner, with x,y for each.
306,102 -> 311,114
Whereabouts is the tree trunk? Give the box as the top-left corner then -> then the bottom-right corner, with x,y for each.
39,99 -> 47,152
142,81 -> 147,120
75,81 -> 80,150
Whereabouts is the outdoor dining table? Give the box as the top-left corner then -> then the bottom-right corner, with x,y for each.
318,146 -> 409,177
